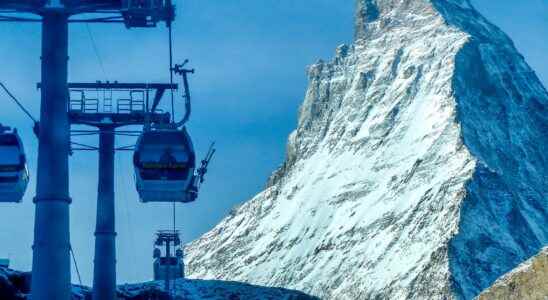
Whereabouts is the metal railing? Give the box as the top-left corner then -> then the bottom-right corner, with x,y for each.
69,88 -> 149,114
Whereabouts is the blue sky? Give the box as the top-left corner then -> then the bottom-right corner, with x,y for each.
0,0 -> 546,285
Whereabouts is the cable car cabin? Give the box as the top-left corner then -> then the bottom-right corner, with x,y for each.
133,127 -> 196,203
153,255 -> 184,281
0,126 -> 29,203
121,0 -> 174,28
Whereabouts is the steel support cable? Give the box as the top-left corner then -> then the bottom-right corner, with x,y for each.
0,82 -> 38,124
70,245 -> 83,286
167,15 -> 177,299
71,141 -> 99,150
71,132 -> 99,137
168,20 -> 175,123
118,158 -> 138,282
85,24 -> 108,81
114,132 -> 141,137
115,144 -> 135,151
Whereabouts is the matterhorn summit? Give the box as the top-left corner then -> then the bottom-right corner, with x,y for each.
185,0 -> 548,299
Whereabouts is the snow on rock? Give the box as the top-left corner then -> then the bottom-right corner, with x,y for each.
476,247 -> 548,300
185,0 -> 548,299
1,267 -> 314,300
119,279 -> 318,300
0,266 -> 89,300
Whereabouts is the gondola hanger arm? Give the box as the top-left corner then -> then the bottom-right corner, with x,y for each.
172,60 -> 194,128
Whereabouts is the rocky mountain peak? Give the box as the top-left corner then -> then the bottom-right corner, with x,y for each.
354,0 -> 483,41
186,1 -> 548,299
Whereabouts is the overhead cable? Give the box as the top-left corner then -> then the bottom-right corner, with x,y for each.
86,24 -> 108,81
168,20 -> 176,122
0,82 -> 38,124
70,245 -> 83,286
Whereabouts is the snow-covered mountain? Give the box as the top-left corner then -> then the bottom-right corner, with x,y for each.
185,0 -> 548,299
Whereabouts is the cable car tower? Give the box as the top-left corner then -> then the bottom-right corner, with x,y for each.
65,81 -> 176,300
0,1 -> 176,300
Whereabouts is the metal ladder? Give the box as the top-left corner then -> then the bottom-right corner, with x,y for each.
103,88 -> 113,113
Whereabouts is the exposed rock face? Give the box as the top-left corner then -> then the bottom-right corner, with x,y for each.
477,247 -> 548,300
186,0 -> 548,299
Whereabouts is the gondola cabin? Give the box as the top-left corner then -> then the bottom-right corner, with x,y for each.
0,125 -> 29,203
133,127 -> 197,203
152,230 -> 184,281
153,251 -> 184,281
